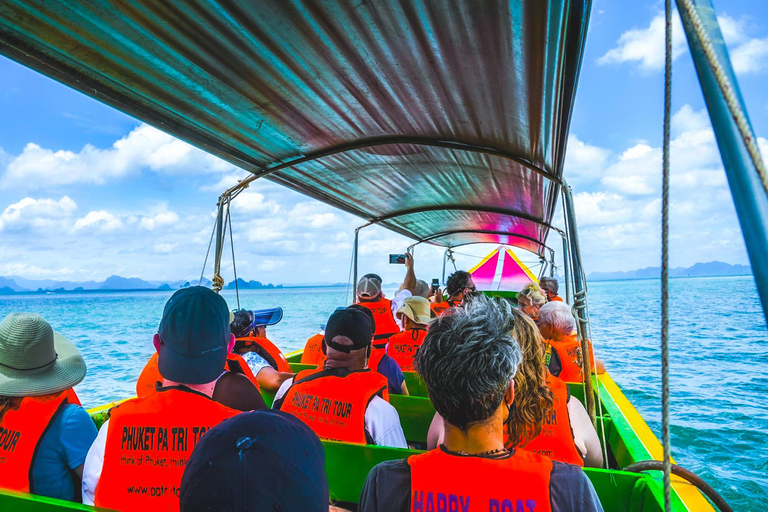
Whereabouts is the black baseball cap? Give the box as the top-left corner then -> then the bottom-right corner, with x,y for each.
324,307 -> 373,353
347,304 -> 376,334
157,286 -> 230,384
179,409 -> 328,512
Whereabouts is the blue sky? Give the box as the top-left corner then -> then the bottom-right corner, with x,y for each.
1,1 -> 767,285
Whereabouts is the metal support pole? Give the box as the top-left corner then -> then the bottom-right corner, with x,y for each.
549,250 -> 555,278
442,249 -> 448,285
212,199 -> 226,293
353,228 -> 360,303
562,181 -> 596,425
677,0 -> 768,323
562,233 -> 572,305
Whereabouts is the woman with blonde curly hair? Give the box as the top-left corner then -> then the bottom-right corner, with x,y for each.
517,283 -> 547,323
509,308 -> 603,467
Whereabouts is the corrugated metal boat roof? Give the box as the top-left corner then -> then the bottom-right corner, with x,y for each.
0,0 -> 591,256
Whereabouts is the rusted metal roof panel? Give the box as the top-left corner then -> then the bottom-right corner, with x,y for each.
0,0 -> 590,255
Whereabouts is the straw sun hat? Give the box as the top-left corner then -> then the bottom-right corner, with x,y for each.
396,296 -> 432,325
0,312 -> 86,397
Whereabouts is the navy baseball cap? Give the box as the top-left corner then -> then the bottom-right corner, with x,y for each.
157,286 -> 230,384
324,307 -> 373,353
179,409 -> 328,512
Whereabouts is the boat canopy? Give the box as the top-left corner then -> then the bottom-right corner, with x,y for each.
0,0 -> 590,256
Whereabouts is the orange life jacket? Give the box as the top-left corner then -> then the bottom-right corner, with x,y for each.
235,336 -> 291,373
275,368 -> 388,444
225,353 -> 261,390
387,328 -> 427,372
519,372 -> 584,466
300,333 -> 325,364
357,298 -> 401,340
550,296 -> 564,302
430,302 -> 450,317
548,335 -> 594,383
408,448 -> 553,512
94,386 -> 238,511
368,344 -> 386,373
137,352 -> 260,397
0,390 -> 80,493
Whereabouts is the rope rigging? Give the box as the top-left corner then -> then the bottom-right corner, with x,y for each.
662,1 -> 673,509
676,0 -> 768,198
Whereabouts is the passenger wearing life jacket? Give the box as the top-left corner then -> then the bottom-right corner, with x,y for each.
538,302 -> 605,383
82,287 -> 241,510
517,283 -> 547,324
273,307 -> 407,448
356,252 -> 421,340
388,296 -> 431,372
300,331 -> 325,364
0,313 -> 96,502
508,309 -> 602,467
540,277 -> 564,302
359,296 -> 603,511
230,309 -> 294,392
349,304 -> 409,395
426,306 -> 603,468
443,270 -> 477,309
136,350 -> 266,412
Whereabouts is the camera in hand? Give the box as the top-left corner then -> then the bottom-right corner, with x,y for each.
389,254 -> 407,264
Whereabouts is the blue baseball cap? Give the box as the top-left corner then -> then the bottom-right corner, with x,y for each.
179,409 -> 328,512
157,286 -> 230,384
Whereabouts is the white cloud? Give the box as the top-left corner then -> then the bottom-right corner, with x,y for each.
153,242 -> 178,253
256,259 -> 285,272
730,37 -> 768,74
569,104 -> 752,272
564,135 -> 611,185
73,210 -> 125,233
1,124 -> 239,190
597,13 -> 685,72
138,211 -> 180,231
0,263 -> 75,279
599,12 -> 768,75
0,196 -> 77,232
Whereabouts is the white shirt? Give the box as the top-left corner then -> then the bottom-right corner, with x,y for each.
274,377 -> 408,449
81,419 -> 108,505
390,289 -> 412,330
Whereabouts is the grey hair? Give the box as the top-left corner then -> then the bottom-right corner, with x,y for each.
538,301 -> 576,335
517,283 -> 547,307
414,295 -> 523,431
539,277 -> 559,294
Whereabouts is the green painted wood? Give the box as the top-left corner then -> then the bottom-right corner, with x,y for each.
403,371 -> 428,397
1,372 -> 685,511
389,395 -> 435,445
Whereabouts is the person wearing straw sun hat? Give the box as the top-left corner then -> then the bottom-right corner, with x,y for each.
387,297 -> 433,372
0,312 -> 96,502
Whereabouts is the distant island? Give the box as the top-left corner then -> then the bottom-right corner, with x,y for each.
0,275 -> 282,295
0,260 -> 751,295
588,261 -> 751,281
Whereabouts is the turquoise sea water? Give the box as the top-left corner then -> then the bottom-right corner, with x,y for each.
0,276 -> 766,510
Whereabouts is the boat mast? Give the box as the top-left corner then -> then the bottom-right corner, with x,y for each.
677,0 -> 768,323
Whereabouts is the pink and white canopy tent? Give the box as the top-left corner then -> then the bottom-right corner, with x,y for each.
468,246 -> 539,292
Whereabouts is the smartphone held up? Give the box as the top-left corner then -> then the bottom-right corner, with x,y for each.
389,254 -> 407,264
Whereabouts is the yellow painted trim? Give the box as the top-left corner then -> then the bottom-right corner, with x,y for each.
598,373 -> 715,511
285,349 -> 303,359
504,248 -> 538,283
86,398 -> 129,415
468,248 -> 500,274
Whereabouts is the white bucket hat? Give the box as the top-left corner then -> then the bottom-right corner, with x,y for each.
396,296 -> 432,326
